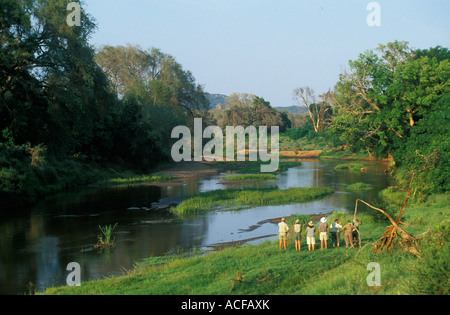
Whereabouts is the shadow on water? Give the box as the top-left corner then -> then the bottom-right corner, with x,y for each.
0,159 -> 391,294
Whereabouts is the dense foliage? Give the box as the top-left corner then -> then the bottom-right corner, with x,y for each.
1,1 -> 447,205
0,0 -> 208,205
329,41 -> 449,194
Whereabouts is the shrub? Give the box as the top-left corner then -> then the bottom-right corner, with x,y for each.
408,220 -> 450,295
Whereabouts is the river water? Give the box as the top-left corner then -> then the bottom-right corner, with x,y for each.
0,159 -> 391,294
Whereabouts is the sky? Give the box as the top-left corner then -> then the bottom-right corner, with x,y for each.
82,0 -> 450,108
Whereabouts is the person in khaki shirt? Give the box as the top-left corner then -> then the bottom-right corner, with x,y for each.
293,219 -> 302,252
342,220 -> 356,248
278,218 -> 289,250
318,217 -> 328,249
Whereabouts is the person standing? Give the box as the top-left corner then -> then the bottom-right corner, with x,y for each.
293,219 -> 302,251
319,217 -> 328,249
342,220 -> 356,248
330,219 -> 343,247
306,221 -> 316,251
352,219 -> 362,247
278,218 -> 289,250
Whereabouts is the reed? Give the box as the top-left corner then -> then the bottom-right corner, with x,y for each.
95,223 -> 118,249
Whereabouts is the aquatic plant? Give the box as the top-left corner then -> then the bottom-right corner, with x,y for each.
95,223 -> 118,249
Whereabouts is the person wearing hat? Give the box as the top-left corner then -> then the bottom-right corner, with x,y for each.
306,221 -> 316,251
319,217 -> 328,249
278,218 -> 289,250
293,219 -> 302,251
342,220 -> 356,248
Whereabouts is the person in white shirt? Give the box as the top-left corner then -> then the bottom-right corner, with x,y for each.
278,218 -> 289,250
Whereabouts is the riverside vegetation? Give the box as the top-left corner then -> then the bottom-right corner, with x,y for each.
1,1 -> 448,295
42,192 -> 449,295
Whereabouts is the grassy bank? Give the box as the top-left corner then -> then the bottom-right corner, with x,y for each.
98,174 -> 173,186
171,187 -> 334,215
42,192 -> 449,295
212,160 -> 302,174
222,174 -> 276,182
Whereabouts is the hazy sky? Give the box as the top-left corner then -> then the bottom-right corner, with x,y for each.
83,0 -> 450,108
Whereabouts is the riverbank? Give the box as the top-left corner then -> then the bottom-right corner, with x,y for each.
41,192 -> 449,295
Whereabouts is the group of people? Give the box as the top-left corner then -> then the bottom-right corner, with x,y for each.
278,217 -> 361,251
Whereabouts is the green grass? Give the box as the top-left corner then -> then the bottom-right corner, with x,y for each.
378,187 -> 406,207
346,182 -> 373,191
171,187 -> 334,215
39,193 -> 450,295
41,192 -> 449,295
100,174 -> 173,185
334,162 -> 366,172
222,174 -> 276,182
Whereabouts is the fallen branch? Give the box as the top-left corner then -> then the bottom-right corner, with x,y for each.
354,199 -> 420,258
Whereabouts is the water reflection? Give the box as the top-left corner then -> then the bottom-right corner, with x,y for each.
0,159 -> 391,294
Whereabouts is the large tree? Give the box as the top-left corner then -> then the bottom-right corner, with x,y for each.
217,93 -> 287,131
96,45 -> 209,113
1,0 -> 115,155
330,41 -> 450,193
292,87 -> 333,134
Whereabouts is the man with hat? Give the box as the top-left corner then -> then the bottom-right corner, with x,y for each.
319,217 -> 328,249
293,219 -> 302,251
306,221 -> 316,251
278,218 -> 289,250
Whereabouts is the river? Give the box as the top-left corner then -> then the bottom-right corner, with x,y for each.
0,159 -> 391,294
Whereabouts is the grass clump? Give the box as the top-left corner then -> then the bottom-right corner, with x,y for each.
334,162 -> 366,172
172,187 -> 334,215
222,174 -> 275,182
94,223 -> 118,249
100,174 -> 173,185
346,182 -> 373,191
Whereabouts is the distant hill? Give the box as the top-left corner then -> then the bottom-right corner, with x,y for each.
205,93 -> 228,109
205,93 -> 307,114
275,105 -> 307,114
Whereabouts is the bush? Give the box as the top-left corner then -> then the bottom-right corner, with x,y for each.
284,124 -> 317,140
408,220 -> 450,295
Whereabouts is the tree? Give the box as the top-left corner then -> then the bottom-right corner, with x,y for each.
330,41 -> 450,193
1,0 -> 115,155
218,94 -> 286,131
292,87 -> 333,133
96,45 -> 209,113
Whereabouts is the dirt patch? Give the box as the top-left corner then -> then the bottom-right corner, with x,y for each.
280,150 -> 323,158
152,161 -> 221,180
